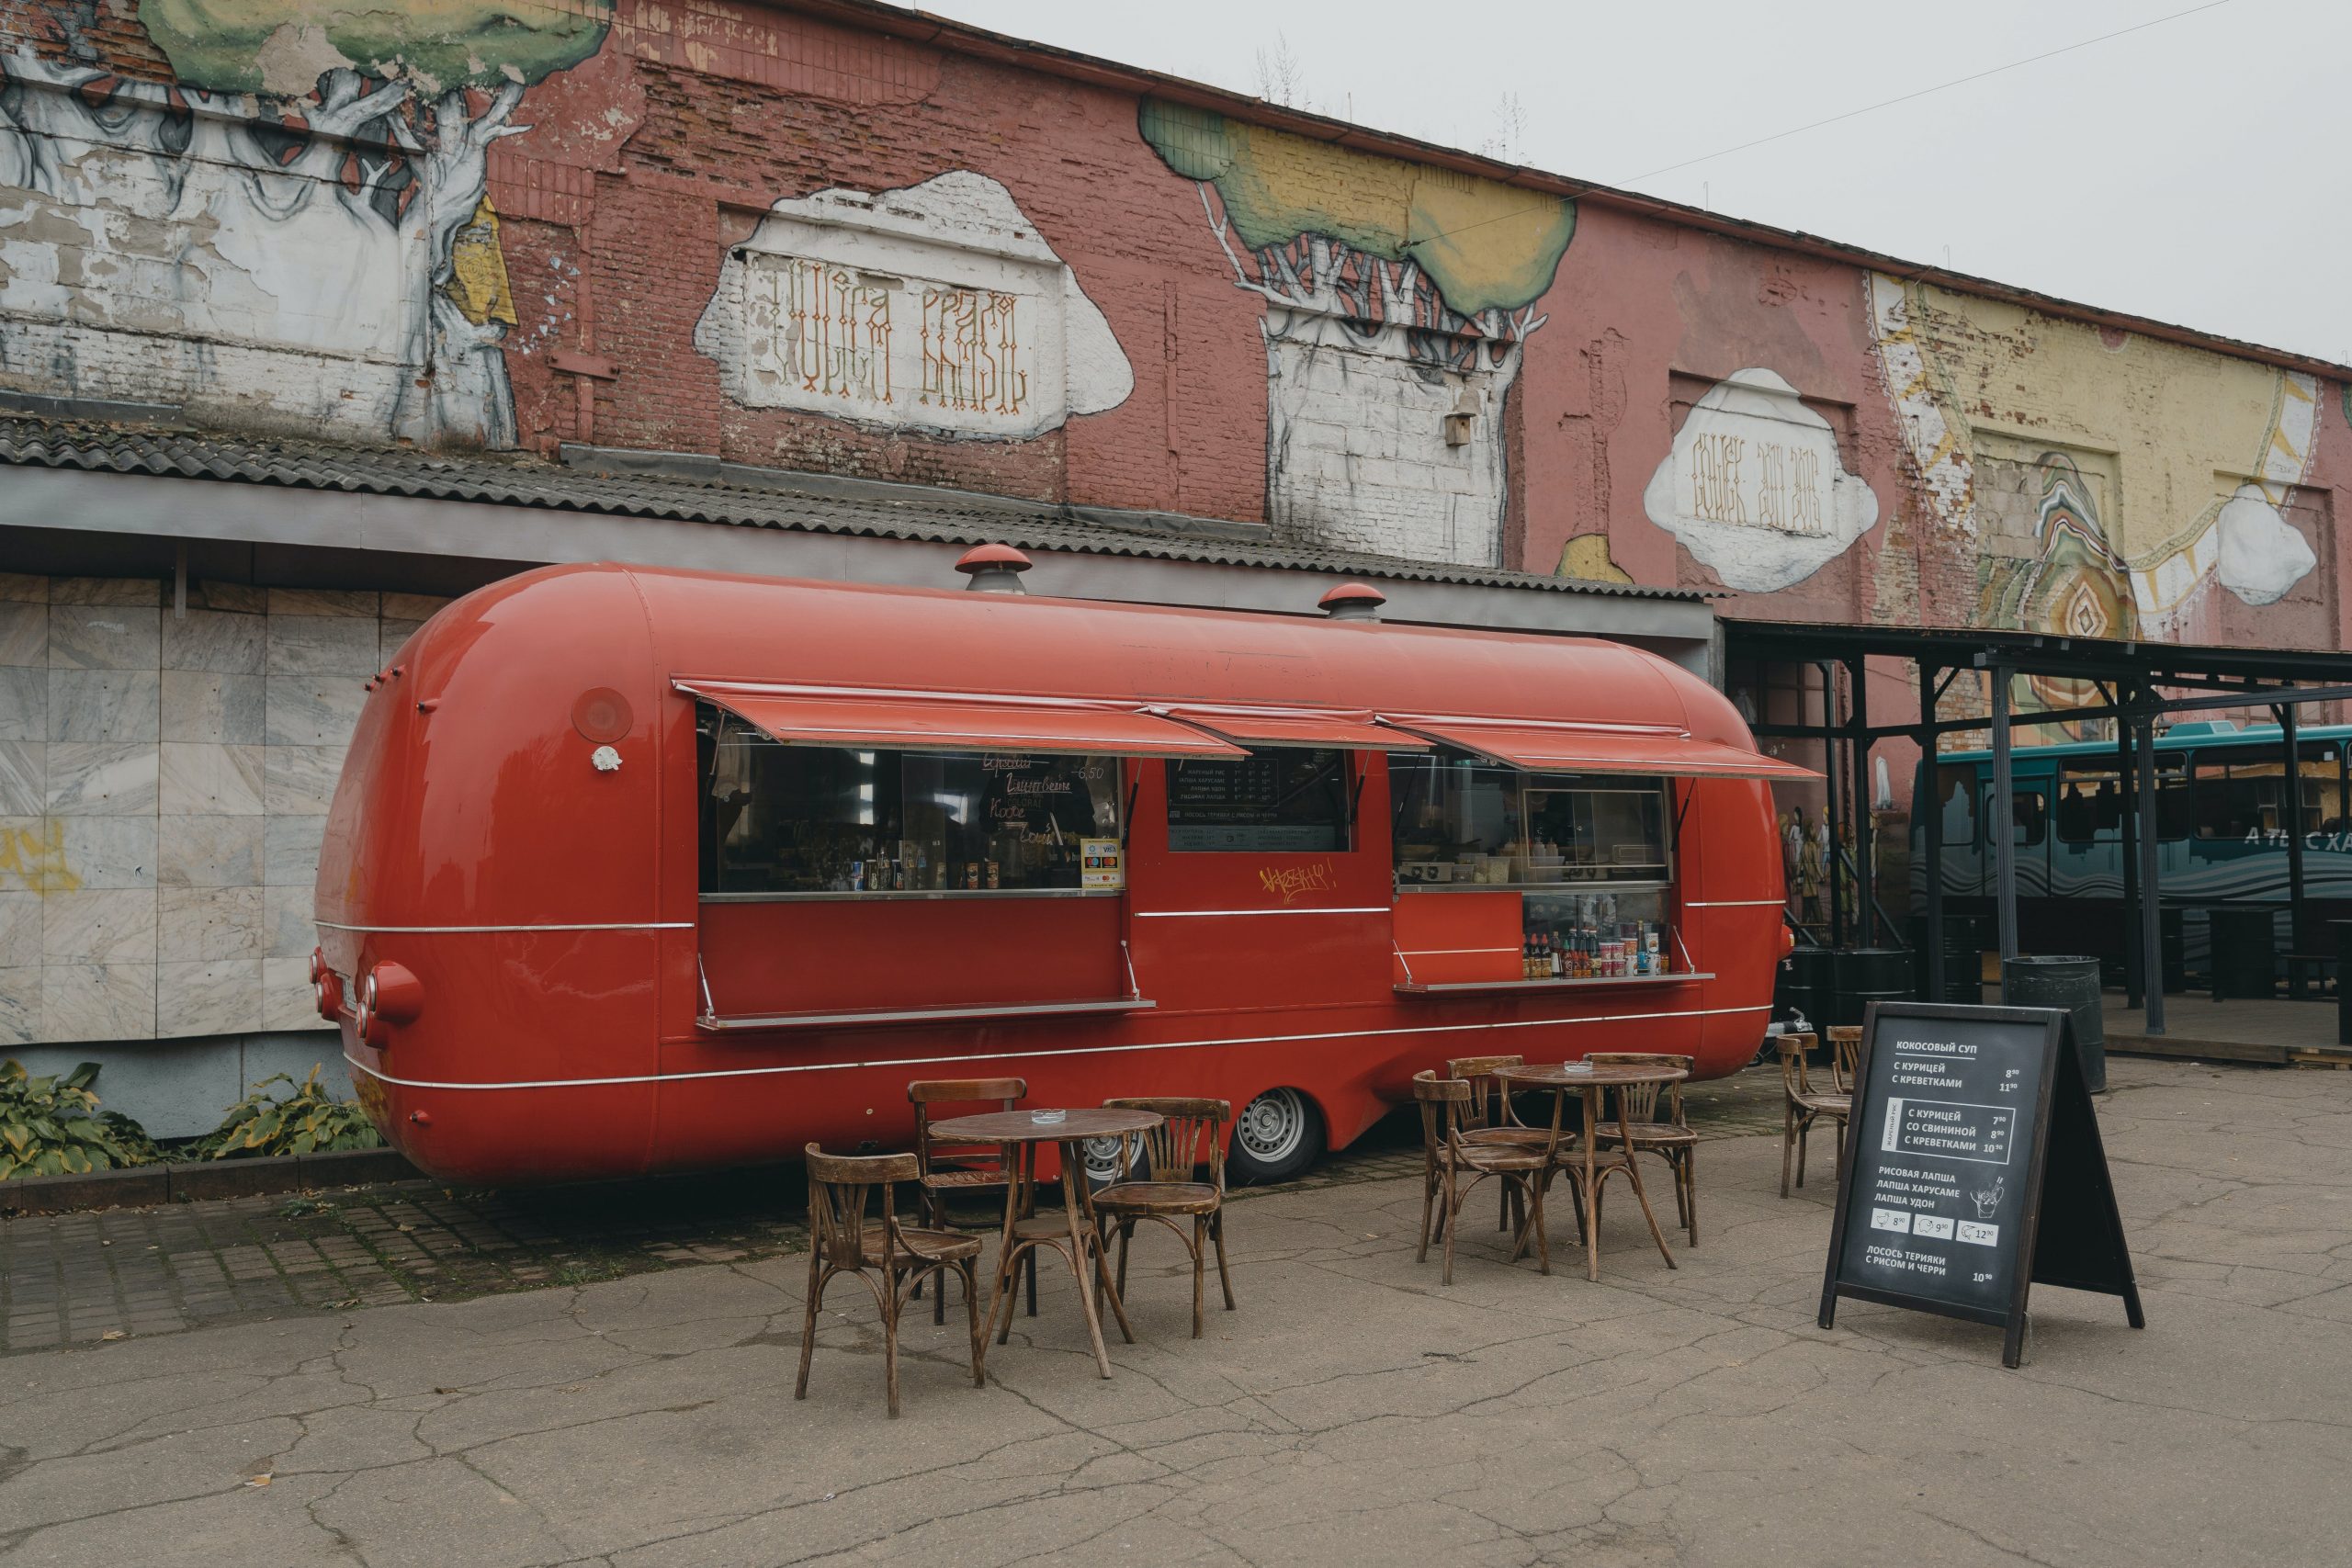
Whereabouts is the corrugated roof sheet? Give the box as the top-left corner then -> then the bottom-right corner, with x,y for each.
0,414 -> 1703,602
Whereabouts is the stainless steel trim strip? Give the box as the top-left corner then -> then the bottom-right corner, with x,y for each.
315,920 -> 694,934
697,998 -> 1154,1031
1683,899 -> 1787,908
339,1003 -> 1775,1092
1134,907 -> 1389,918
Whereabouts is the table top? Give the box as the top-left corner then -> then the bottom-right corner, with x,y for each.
930,1108 -> 1162,1143
1498,1061 -> 1690,1089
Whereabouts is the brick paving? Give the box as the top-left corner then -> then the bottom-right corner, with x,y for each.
0,1059 -> 1790,1356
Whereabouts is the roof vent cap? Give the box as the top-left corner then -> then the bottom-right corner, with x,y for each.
1318,581 -> 1385,621
955,543 -> 1033,594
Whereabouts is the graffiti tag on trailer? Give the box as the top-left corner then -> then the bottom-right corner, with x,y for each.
1258,861 -> 1340,905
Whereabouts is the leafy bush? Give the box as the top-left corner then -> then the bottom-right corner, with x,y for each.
0,1060 -> 157,1179
196,1066 -> 383,1159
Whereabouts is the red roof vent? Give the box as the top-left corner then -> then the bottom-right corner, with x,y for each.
1318,581 -> 1385,621
955,543 -> 1033,594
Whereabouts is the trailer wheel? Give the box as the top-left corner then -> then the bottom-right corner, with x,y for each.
1230,1088 -> 1323,1185
1080,1134 -> 1136,1192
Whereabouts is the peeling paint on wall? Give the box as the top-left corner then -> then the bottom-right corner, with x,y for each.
1140,99 -> 1573,566
1641,368 -> 1880,592
692,172 -> 1132,441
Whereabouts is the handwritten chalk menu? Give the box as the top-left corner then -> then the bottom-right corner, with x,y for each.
1818,1001 -> 2143,1368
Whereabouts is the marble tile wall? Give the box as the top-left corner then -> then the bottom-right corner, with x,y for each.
0,575 -> 450,1050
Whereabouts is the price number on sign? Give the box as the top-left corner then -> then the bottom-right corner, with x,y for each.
1999,1067 -> 2023,1095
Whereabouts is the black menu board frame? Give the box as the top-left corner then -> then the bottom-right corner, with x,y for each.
1816,1000 -> 2144,1368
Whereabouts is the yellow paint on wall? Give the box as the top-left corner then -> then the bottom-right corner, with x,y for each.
1558,533 -> 1634,584
0,820 -> 82,896
446,196 -> 520,328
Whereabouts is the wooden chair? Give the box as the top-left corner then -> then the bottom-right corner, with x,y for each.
1410,1071 -> 1570,1285
1445,1053 -> 1553,1236
796,1145 -> 984,1418
1090,1098 -> 1234,1338
1825,1027 -> 1865,1095
908,1077 -> 1035,1324
1587,1053 -> 1699,1246
1776,1033 -> 1850,1198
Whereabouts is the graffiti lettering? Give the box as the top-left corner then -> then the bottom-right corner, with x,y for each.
0,820 -> 82,895
1258,861 -> 1340,905
921,288 -> 1026,416
741,256 -> 895,407
1690,434 -> 1748,525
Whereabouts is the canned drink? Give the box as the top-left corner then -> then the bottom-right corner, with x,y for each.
986,860 -> 1000,889
967,861 -> 981,889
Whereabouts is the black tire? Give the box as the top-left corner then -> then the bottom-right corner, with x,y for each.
1079,1133 -> 1136,1193
1228,1087 -> 1325,1185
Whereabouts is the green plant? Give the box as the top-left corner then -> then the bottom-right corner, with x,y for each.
196,1066 -> 383,1160
0,1060 -> 157,1179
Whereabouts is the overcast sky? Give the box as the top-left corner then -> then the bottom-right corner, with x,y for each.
922,0 -> 2351,367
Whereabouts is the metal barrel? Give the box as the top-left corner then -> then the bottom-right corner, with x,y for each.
1779,945 -> 1834,1032
2207,907 -> 2276,1002
1832,947 -> 1915,1027
1908,916 -> 1984,1004
2003,953 -> 2107,1093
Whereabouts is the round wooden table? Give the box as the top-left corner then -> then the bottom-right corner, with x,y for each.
1498,1061 -> 1689,1282
929,1107 -> 1162,1379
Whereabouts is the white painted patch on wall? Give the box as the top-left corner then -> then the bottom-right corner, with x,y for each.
2214,483 -> 2317,605
1641,367 -> 1881,592
693,171 -> 1131,441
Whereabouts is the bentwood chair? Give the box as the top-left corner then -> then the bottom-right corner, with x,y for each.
1411,1071 -> 1569,1285
1444,1054 -> 1554,1237
796,1146 -> 984,1418
1826,1026 -> 1865,1095
1586,1053 -> 1700,1246
908,1077 -> 1035,1323
1776,1033 -> 1850,1197
1090,1098 -> 1235,1337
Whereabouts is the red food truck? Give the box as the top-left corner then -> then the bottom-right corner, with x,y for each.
315,555 -> 1807,1185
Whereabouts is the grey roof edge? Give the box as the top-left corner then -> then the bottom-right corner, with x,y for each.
0,414 -> 1707,603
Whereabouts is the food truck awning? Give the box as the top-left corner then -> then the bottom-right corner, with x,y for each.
680,682 -> 1249,759
1381,717 -> 1819,781
1150,705 -> 1433,751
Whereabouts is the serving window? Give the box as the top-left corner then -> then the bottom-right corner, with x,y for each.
1165,749 -> 1352,852
1389,752 -> 1670,888
698,705 -> 1121,896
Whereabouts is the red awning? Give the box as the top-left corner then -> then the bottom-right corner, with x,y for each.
1151,705 -> 1432,751
683,682 -> 1247,759
1381,717 -> 1817,781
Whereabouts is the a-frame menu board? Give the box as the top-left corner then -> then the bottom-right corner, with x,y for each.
1817,1001 -> 2144,1367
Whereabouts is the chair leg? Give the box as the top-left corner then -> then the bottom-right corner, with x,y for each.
881,1271 -> 902,1419
1441,1174 -> 1460,1287
993,1247 -> 1024,1346
1684,1145 -> 1699,1247
1192,1215 -> 1206,1339
961,1260 -> 984,1389
1796,1118 -> 1810,1189
1213,1210 -> 1236,1311
795,1255 -> 826,1402
1529,1174 -> 1551,1277
1115,1221 -> 1133,1298
1781,1103 -> 1795,1200
1668,1153 -> 1690,1229
1025,1247 -> 1038,1317
1417,1171 -> 1435,1263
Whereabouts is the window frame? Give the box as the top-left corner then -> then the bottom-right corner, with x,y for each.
1162,747 -> 1358,855
1389,750 -> 1676,892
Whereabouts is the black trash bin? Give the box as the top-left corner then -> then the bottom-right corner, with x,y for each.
2161,906 -> 2187,994
2209,907 -> 2276,1002
2334,919 -> 2352,1046
1906,917 -> 1984,1003
1779,945 -> 1834,1032
1832,947 -> 1915,1026
2003,953 -> 2106,1092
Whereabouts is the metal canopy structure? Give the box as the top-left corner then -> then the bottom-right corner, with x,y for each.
1725,620 -> 2352,1037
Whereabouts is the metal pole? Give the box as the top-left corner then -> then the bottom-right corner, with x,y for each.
2134,712 -> 2165,1036
1919,660 -> 1944,1001
1823,661 -> 1844,949
1992,665 -> 2018,964
2280,702 -> 2307,962
1850,656 -> 1873,945
2118,704 -> 2143,1009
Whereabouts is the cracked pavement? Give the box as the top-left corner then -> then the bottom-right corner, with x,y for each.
3,1057 -> 2348,1567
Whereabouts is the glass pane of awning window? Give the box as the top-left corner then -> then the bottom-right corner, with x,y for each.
682,683 -> 1246,759
1383,717 -> 1816,781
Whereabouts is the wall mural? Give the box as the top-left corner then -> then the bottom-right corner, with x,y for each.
1639,367 -> 1882,591
694,171 -> 1133,440
1869,272 -> 2321,630
0,1 -> 609,447
1138,99 -> 1575,566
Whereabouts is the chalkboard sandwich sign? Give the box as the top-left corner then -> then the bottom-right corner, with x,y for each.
1816,1000 -> 2144,1368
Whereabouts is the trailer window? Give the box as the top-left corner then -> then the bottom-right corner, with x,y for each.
1390,752 -> 1668,887
1933,764 -> 1976,847
2195,743 -> 2347,839
1985,787 -> 2046,847
698,711 -> 1121,894
1165,750 -> 1351,852
2056,763 -> 2124,842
